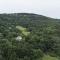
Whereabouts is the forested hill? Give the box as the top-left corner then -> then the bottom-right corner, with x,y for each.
0,13 -> 60,60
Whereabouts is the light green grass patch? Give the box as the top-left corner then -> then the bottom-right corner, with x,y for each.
16,26 -> 26,31
16,26 -> 30,36
42,55 -> 59,60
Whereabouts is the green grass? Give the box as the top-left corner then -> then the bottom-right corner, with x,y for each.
16,26 -> 26,31
16,26 -> 30,36
42,55 -> 59,60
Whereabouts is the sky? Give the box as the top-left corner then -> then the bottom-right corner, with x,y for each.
0,0 -> 60,19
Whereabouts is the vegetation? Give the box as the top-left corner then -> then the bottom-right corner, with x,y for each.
0,13 -> 60,60
16,26 -> 30,36
42,55 -> 59,60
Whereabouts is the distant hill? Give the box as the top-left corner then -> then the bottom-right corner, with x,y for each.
0,13 -> 60,60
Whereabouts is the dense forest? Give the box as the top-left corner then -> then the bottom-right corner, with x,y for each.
0,13 -> 60,60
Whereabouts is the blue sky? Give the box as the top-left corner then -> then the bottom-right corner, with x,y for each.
0,0 -> 60,18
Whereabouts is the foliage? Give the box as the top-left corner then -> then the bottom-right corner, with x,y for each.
0,13 -> 60,60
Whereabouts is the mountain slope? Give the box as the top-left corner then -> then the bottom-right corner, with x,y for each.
0,13 -> 60,60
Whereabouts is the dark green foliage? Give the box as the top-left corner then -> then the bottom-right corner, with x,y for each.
0,13 -> 60,60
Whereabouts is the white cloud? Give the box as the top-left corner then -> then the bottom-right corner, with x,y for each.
0,0 -> 60,18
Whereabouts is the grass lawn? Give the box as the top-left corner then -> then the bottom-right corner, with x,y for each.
16,26 -> 30,36
42,55 -> 59,60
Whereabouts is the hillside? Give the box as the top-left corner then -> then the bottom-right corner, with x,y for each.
0,13 -> 60,60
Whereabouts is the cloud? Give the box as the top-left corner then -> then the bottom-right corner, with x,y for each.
0,0 -> 60,18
